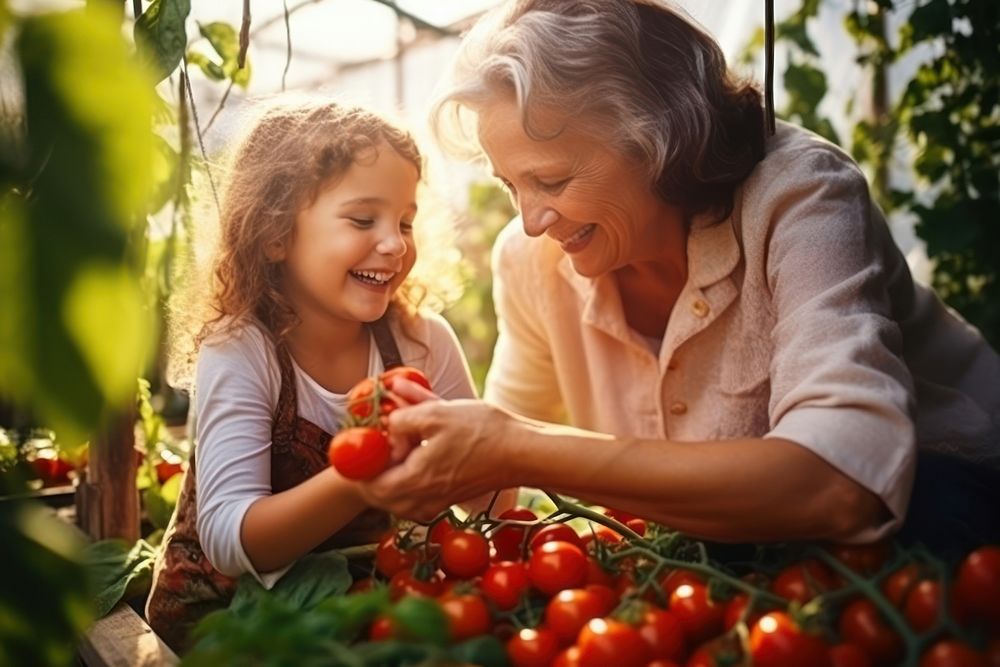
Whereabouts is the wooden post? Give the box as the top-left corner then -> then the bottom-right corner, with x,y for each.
77,408 -> 139,542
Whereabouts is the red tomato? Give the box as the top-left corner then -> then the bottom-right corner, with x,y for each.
637,608 -> 685,662
625,518 -> 647,537
826,542 -> 892,577
327,427 -> 390,480
723,593 -> 763,631
584,558 -> 616,588
591,524 -> 623,544
919,640 -> 989,667
544,588 -> 613,644
577,617 -> 649,667
952,546 -> 1000,626
603,507 -> 640,523
346,366 -> 431,420
553,646 -> 581,667
428,518 -> 457,547
155,460 -> 184,484
828,643 -> 873,667
530,523 -> 585,551
348,576 -> 376,594
528,541 -> 588,596
985,638 -> 1000,667
882,563 -> 922,607
389,569 -> 443,600
838,598 -> 903,666
647,661 -> 682,667
492,507 -> 538,560
584,584 -> 617,614
368,614 -> 395,641
771,559 -> 838,603
380,365 -> 432,392
668,582 -> 725,645
439,591 -> 492,641
481,561 -> 531,611
506,627 -> 562,667
440,530 -> 491,579
903,579 -> 942,633
749,611 -> 830,667
374,532 -> 416,578
686,635 -> 745,667
658,569 -> 705,599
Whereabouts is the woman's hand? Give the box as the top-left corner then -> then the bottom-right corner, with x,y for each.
356,397 -> 522,521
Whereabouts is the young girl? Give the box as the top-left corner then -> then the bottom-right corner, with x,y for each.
146,100 -> 477,650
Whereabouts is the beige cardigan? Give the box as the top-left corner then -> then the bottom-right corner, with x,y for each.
485,121 -> 1000,541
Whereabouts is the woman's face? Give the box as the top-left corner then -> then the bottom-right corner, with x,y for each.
477,95 -> 684,277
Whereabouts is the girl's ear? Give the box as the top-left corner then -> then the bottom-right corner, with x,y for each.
264,239 -> 286,262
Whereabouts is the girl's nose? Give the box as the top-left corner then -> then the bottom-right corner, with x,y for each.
376,228 -> 407,257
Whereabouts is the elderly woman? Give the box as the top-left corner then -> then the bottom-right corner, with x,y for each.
359,0 -> 1000,549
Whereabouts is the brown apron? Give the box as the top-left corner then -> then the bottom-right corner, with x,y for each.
146,319 -> 401,652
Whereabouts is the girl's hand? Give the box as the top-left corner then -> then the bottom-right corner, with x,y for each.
356,399 -> 522,521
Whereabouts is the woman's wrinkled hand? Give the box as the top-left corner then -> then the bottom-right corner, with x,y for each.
355,397 -> 522,522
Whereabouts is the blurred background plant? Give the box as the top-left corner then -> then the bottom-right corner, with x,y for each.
0,0 -> 996,663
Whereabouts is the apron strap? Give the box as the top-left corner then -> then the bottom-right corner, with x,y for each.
369,315 -> 403,370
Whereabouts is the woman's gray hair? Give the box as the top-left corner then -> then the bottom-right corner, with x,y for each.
430,0 -> 765,219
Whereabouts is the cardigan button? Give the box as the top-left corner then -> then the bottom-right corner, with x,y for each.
691,299 -> 710,318
669,401 -> 688,415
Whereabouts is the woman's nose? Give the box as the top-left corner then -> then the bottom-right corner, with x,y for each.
521,205 -> 560,238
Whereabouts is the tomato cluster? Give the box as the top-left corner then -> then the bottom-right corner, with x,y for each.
341,505 -> 1000,667
327,366 -> 431,481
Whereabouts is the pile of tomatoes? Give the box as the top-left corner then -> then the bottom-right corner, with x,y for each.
327,366 -> 431,481
343,503 -> 1000,667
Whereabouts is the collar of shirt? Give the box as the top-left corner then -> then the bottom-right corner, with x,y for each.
554,212 -> 743,359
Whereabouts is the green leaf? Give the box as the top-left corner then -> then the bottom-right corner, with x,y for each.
198,22 -> 239,67
783,61 -> 828,111
230,550 -> 352,614
85,539 -> 158,617
0,502 -> 92,667
450,635 -> 509,667
186,50 -> 226,82
389,596 -> 450,646
134,0 -> 191,83
197,22 -> 251,88
7,6 -> 159,445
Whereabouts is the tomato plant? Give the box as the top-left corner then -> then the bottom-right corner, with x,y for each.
882,563 -> 922,607
827,542 -> 892,577
530,523 -> 585,551
771,559 -> 838,603
748,611 -> 829,667
544,587 -> 613,643
668,581 -> 725,645
838,598 -> 903,666
346,366 -> 431,419
492,507 -> 538,560
327,426 -> 390,480
375,531 -> 417,578
637,607 -> 685,662
902,579 -> 941,633
528,540 -> 588,596
439,591 -> 491,641
480,561 -> 530,611
577,617 -> 649,667
828,643 -> 873,667
389,569 -> 444,600
952,545 -> 1000,626
440,529 -> 491,579
506,627 -> 562,667
919,639 -> 989,667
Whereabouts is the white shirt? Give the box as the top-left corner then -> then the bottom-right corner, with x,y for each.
195,312 -> 476,586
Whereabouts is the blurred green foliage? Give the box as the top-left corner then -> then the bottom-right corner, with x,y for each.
748,0 -> 999,347
442,184 -> 516,394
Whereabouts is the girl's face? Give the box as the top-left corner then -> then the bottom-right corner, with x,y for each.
277,142 -> 419,327
477,95 -> 684,277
